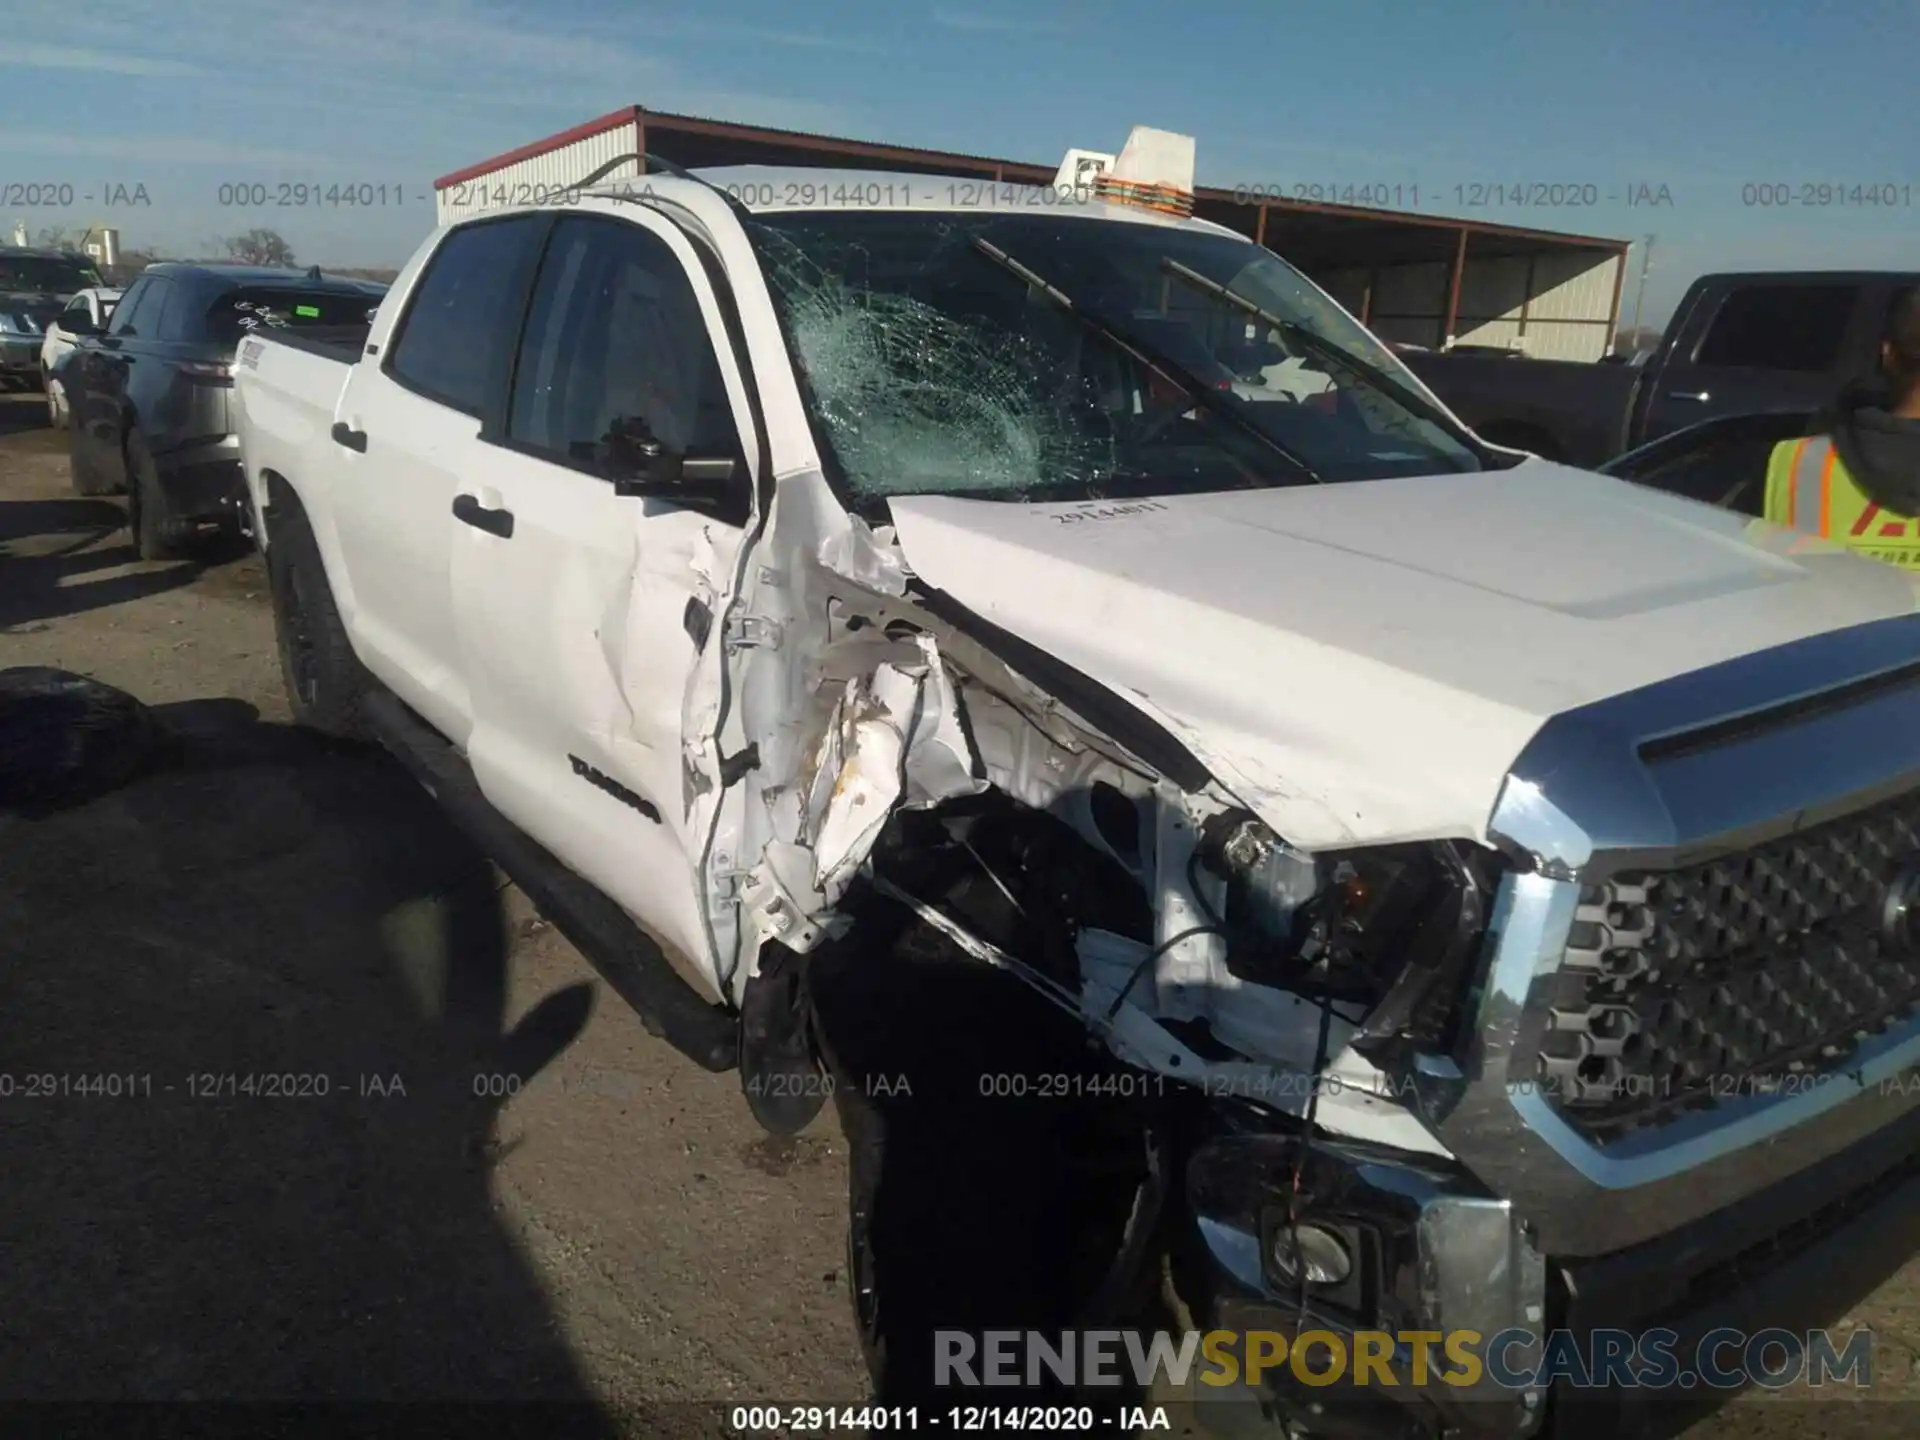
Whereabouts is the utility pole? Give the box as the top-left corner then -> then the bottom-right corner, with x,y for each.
1630,233 -> 1657,339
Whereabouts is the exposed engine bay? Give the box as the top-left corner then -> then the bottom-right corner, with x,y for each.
702,481 -> 1500,1155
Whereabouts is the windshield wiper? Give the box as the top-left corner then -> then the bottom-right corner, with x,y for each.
968,236 -> 1323,486
1158,258 -> 1483,454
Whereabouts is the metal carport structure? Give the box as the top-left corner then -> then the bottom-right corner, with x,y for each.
436,107 -> 1630,361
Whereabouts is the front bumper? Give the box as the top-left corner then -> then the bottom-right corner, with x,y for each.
1181,1101 -> 1920,1440
1183,1128 -> 1547,1440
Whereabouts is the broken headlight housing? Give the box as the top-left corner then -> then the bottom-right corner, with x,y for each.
1198,812 -> 1497,1055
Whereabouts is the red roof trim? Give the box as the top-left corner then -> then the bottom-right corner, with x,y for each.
433,106 -> 639,190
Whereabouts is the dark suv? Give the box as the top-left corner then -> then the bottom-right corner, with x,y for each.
0,247 -> 104,388
63,263 -> 384,557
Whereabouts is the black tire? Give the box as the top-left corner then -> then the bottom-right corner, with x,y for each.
125,431 -> 188,559
812,907 -> 1158,1427
267,509 -> 371,741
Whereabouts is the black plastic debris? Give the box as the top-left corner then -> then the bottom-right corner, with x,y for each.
0,668 -> 173,813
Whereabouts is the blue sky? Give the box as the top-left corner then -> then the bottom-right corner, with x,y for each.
4,0 -> 1915,324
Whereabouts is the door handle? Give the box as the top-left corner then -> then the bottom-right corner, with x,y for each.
330,422 -> 368,452
453,492 -> 514,538
1666,390 -> 1711,402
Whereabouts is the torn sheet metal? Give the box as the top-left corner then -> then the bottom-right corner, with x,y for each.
807,635 -> 988,898
1075,927 -> 1451,1155
817,518 -> 910,598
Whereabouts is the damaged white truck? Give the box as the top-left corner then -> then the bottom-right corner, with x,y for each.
231,135 -> 1920,1439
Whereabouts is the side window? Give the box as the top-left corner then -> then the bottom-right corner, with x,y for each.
1694,285 -> 1858,372
154,281 -> 197,342
386,216 -> 548,415
57,301 -> 91,329
107,277 -> 153,336
506,215 -> 744,473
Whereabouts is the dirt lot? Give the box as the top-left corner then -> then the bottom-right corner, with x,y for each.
0,389 -> 1914,1438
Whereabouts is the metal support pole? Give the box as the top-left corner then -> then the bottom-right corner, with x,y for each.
1443,227 -> 1469,349
1630,234 -> 1656,338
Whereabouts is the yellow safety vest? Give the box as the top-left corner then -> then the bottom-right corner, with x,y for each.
1764,434 -> 1920,569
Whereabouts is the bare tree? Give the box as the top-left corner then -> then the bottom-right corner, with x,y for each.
105,249 -> 160,286
221,228 -> 297,268
31,225 -> 84,250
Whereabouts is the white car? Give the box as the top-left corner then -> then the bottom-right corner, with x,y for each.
229,139 -> 1920,1433
40,285 -> 122,428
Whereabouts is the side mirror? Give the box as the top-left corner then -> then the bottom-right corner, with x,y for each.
611,445 -> 740,506
600,419 -> 739,510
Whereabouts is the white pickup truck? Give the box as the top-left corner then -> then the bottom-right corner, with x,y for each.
232,145 -> 1920,1438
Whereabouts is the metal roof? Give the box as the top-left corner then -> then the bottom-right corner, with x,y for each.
577,165 -> 1243,237
434,106 -> 1629,257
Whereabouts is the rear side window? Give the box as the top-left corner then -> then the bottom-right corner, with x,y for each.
1694,285 -> 1857,372
154,281 -> 196,342
386,217 -> 548,415
205,287 -> 380,346
107,277 -> 156,336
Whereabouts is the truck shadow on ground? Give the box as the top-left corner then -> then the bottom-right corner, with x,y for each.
0,390 -> 53,439
0,698 -> 619,1424
0,498 -> 207,629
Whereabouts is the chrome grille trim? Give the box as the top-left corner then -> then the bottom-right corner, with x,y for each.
1402,613 -> 1920,1258
1536,790 -> 1920,1139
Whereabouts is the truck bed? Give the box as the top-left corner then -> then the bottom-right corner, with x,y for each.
1401,350 -> 1640,467
233,325 -> 362,536
243,322 -> 371,363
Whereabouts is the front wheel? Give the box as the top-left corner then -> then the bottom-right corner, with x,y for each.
43,372 -> 67,430
267,512 -> 371,741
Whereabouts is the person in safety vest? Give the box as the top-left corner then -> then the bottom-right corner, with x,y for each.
1764,286 -> 1920,568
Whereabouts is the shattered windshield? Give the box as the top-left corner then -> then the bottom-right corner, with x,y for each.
749,210 -> 1485,507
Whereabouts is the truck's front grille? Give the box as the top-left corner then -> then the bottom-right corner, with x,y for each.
1531,789 -> 1920,1140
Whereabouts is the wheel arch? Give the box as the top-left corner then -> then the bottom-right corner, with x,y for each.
256,467 -> 305,555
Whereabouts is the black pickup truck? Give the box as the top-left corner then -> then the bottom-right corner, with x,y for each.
1402,270 -> 1917,468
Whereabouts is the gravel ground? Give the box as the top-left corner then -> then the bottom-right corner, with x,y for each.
0,389 -> 1914,1438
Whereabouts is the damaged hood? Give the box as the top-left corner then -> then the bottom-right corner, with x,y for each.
887,461 -> 1920,850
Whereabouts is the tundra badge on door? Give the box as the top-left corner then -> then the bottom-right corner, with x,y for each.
568,754 -> 661,823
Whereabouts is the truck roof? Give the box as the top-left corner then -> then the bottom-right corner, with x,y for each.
141,262 -> 384,292
577,164 -> 1243,241
1693,269 -> 1919,285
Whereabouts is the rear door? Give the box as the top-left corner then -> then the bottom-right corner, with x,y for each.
139,276 -> 224,459
451,210 -> 757,988
1640,278 -> 1869,441
78,274 -> 166,490
326,214 -> 550,745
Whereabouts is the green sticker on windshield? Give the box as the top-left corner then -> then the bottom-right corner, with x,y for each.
294,304 -> 320,318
